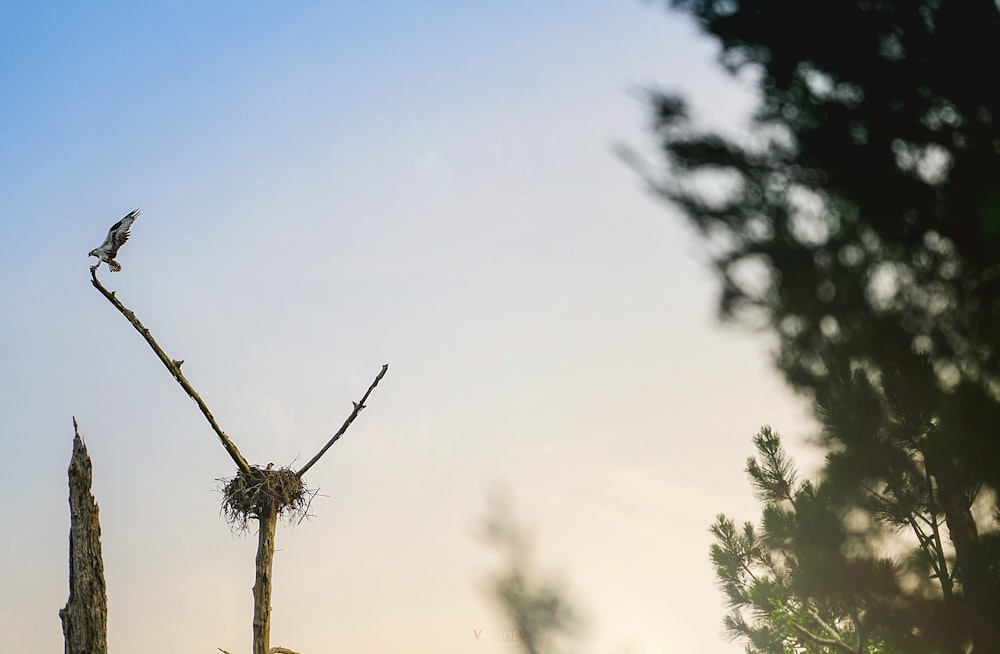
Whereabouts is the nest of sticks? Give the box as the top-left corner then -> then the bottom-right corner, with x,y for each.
220,465 -> 310,532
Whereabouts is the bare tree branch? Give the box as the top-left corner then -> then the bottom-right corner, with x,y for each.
90,267 -> 252,475
296,364 -> 388,478
790,620 -> 859,654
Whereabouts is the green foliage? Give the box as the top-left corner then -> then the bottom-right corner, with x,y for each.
711,430 -> 946,653
650,0 -> 1000,650
709,372 -> 1000,652
653,0 -> 1000,399
747,426 -> 799,504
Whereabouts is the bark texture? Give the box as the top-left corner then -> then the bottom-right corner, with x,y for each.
59,420 -> 108,654
253,503 -> 278,654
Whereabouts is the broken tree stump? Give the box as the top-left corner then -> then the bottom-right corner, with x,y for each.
59,418 -> 108,654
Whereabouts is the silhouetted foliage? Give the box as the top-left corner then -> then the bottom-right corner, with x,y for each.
650,0 -> 1000,650
479,492 -> 579,654
711,427 -> 990,653
653,1 -> 1000,401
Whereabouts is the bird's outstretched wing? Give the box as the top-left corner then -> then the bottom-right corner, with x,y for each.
103,208 -> 140,256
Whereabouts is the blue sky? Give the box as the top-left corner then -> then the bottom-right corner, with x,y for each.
0,2 -> 818,653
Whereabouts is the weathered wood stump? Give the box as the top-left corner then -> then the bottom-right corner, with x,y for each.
59,418 -> 108,654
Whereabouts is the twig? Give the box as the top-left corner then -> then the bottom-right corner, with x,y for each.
295,487 -> 324,526
90,267 -> 252,476
789,621 -> 859,654
296,364 -> 388,478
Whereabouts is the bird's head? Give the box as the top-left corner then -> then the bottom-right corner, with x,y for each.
88,248 -> 99,258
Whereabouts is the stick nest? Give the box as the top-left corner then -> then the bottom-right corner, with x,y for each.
220,465 -> 309,532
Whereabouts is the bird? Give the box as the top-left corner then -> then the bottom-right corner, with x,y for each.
89,209 -> 140,272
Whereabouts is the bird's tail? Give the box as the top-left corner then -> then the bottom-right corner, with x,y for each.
109,260 -> 122,272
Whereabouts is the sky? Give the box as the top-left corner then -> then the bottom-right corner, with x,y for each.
0,1 -> 820,652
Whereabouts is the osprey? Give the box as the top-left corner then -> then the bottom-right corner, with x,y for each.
89,209 -> 140,272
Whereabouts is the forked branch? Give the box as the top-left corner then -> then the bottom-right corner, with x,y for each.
90,267 -> 252,475
296,364 -> 388,478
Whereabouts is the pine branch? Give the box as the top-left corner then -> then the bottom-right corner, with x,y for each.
90,267 -> 252,476
805,606 -> 853,646
921,451 -> 954,598
296,364 -> 388,478
789,620 -> 860,654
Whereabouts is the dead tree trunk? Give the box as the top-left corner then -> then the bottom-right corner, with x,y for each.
92,268 -> 389,653
253,502 -> 278,654
59,418 -> 108,654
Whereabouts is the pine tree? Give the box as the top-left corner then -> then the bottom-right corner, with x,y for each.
712,425 -> 991,653
648,0 -> 1000,649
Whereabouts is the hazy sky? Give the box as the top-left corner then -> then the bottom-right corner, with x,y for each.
0,2 -> 819,652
